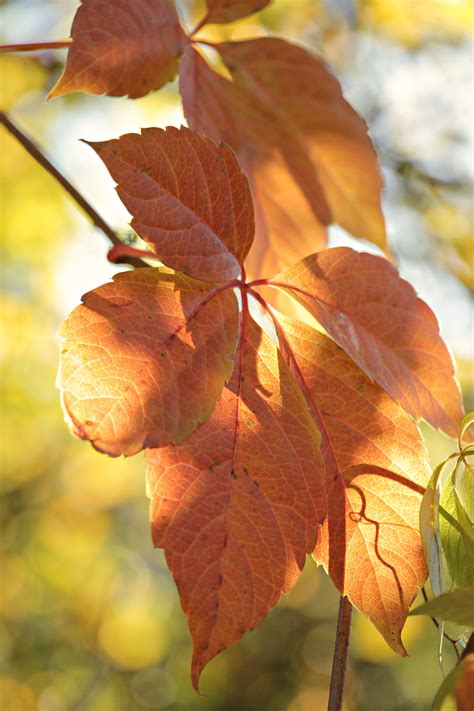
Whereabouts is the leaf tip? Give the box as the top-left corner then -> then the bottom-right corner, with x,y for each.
80,137 -> 101,151
191,659 -> 205,696
45,85 -> 59,102
46,72 -> 70,101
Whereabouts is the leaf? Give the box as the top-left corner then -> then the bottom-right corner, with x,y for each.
202,0 -> 271,24
180,39 -> 386,277
432,663 -> 461,711
58,125 -> 462,690
146,312 -> 325,690
272,247 -> 463,436
455,652 -> 474,711
420,457 -> 453,599
440,465 -> 474,588
271,312 -> 429,653
58,268 -> 238,456
409,588 -> 474,628
88,126 -> 254,282
459,411 -> 474,447
49,0 -> 186,99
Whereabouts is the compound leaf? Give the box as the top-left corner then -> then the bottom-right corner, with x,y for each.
56,125 -> 464,690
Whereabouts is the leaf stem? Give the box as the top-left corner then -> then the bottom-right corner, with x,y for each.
107,244 -> 159,264
328,596 -> 353,711
0,110 -> 147,268
0,40 -> 71,53
247,278 -> 271,288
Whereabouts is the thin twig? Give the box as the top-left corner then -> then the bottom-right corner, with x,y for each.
0,110 -> 146,268
0,41 -> 71,53
328,596 -> 353,711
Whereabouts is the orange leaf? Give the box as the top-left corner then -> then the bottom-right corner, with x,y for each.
58,268 -> 238,456
202,0 -> 271,24
271,247 -> 463,436
49,0 -> 186,99
146,311 -> 325,690
272,313 -> 429,653
180,39 -> 386,277
57,125 -> 463,690
88,126 -> 254,281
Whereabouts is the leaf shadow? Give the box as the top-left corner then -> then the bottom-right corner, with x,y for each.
327,462 -> 425,608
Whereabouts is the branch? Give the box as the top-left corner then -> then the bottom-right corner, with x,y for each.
0,41 -> 71,53
328,596 -> 353,711
0,111 -> 147,268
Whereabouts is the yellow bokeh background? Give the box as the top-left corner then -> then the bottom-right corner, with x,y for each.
1,0 -> 472,709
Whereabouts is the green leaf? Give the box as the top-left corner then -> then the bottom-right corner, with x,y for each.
420,457 -> 456,597
409,587 -> 474,628
458,411 -> 474,450
440,465 -> 474,587
432,664 -> 461,711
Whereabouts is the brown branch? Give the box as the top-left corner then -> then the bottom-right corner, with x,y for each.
0,111 -> 146,268
328,596 -> 353,711
0,41 -> 71,53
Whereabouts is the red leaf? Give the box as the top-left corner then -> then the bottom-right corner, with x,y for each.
88,127 -> 254,282
146,311 -> 325,690
271,247 -> 463,436
272,313 -> 429,653
180,39 -> 386,277
49,0 -> 186,99
58,269 -> 238,456
201,0 -> 271,24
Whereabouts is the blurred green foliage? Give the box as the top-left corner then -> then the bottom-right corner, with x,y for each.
1,0 -> 472,709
